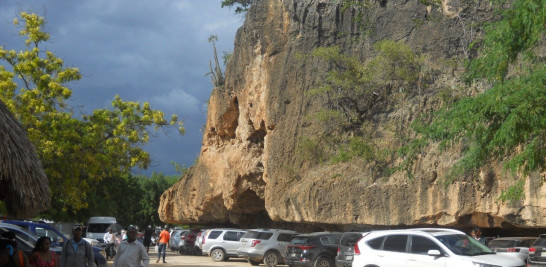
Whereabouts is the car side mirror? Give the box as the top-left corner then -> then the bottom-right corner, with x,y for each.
427,250 -> 442,256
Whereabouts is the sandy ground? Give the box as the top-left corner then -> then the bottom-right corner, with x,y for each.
109,250 -> 259,267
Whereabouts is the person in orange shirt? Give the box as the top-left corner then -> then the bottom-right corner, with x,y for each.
155,226 -> 170,263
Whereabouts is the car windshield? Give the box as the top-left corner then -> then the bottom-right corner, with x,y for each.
87,223 -> 110,233
435,234 -> 494,256
488,240 -> 517,248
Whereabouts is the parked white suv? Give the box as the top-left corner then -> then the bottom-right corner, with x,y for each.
237,229 -> 298,266
202,228 -> 246,262
352,228 -> 525,267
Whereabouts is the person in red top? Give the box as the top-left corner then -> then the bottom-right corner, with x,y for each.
30,236 -> 58,267
155,226 -> 170,263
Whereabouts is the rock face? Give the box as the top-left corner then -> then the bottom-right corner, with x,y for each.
159,0 -> 546,231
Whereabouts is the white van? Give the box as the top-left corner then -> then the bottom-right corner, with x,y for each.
86,216 -> 116,243
352,228 -> 525,267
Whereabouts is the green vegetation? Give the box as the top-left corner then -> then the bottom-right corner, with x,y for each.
300,41 -> 427,175
206,35 -> 225,87
0,12 -> 184,220
398,0 -> 545,200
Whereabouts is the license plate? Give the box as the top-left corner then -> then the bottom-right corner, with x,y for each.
542,252 -> 546,257
346,255 -> 353,260
290,253 -> 297,257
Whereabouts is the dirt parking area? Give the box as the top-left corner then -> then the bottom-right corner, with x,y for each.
113,251 -> 275,267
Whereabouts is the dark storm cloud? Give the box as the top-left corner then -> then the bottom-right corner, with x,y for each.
0,0 -> 242,175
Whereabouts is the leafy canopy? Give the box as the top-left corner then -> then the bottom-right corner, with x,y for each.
0,12 -> 184,219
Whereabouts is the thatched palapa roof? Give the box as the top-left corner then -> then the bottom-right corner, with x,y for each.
0,99 -> 50,218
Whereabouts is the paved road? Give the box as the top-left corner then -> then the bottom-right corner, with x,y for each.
109,251 -> 259,267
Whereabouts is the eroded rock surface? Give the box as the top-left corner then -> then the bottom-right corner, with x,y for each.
159,0 -> 546,230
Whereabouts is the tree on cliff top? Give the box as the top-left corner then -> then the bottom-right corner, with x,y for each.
0,12 -> 184,220
221,0 -> 253,14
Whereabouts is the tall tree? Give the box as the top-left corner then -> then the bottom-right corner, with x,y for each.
0,12 -> 184,220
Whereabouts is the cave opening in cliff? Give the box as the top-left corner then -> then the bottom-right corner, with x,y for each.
219,97 -> 239,140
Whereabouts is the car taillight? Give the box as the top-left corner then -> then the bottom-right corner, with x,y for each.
251,240 -> 261,247
354,235 -> 366,255
506,248 -> 520,252
337,247 -> 340,256
354,243 -> 361,255
203,237 -> 206,244
296,245 -> 315,250
529,247 -> 536,254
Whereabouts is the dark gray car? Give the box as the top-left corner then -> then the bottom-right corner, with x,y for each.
285,232 -> 342,267
335,232 -> 367,267
528,234 -> 546,266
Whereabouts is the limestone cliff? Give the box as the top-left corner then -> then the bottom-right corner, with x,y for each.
159,0 -> 546,231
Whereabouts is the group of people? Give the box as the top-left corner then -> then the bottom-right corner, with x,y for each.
103,224 -> 171,265
0,223 -> 152,267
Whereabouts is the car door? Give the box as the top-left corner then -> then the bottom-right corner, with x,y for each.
407,235 -> 446,267
223,231 -> 244,255
378,234 -> 408,267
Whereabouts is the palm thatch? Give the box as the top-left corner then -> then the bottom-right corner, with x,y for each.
0,99 -> 50,218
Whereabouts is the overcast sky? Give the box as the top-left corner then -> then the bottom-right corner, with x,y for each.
0,1 -> 243,176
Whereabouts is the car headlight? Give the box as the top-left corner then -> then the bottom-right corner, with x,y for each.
472,263 -> 501,267
91,241 -> 99,247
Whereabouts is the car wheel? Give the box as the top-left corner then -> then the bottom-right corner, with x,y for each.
211,248 -> 225,262
314,256 -> 332,267
264,251 -> 280,267
248,259 -> 261,266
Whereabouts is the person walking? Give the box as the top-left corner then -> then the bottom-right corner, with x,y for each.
103,227 -> 116,260
1,231 -> 29,267
143,225 -> 153,254
29,236 -> 58,267
60,224 -> 94,267
155,226 -> 170,263
471,226 -> 488,246
113,226 -> 149,267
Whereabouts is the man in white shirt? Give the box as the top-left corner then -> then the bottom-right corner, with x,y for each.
103,227 -> 115,260
114,226 -> 149,267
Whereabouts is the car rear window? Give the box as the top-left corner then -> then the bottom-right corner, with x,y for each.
243,231 -> 273,240
383,235 -> 407,252
340,233 -> 363,247
366,237 -> 384,249
277,233 -> 296,242
533,237 -> 546,247
520,239 -> 537,247
208,230 -> 222,239
290,236 -> 309,245
489,240 -> 517,248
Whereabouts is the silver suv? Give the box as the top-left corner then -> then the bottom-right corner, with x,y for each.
202,228 -> 246,262
237,229 -> 297,267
